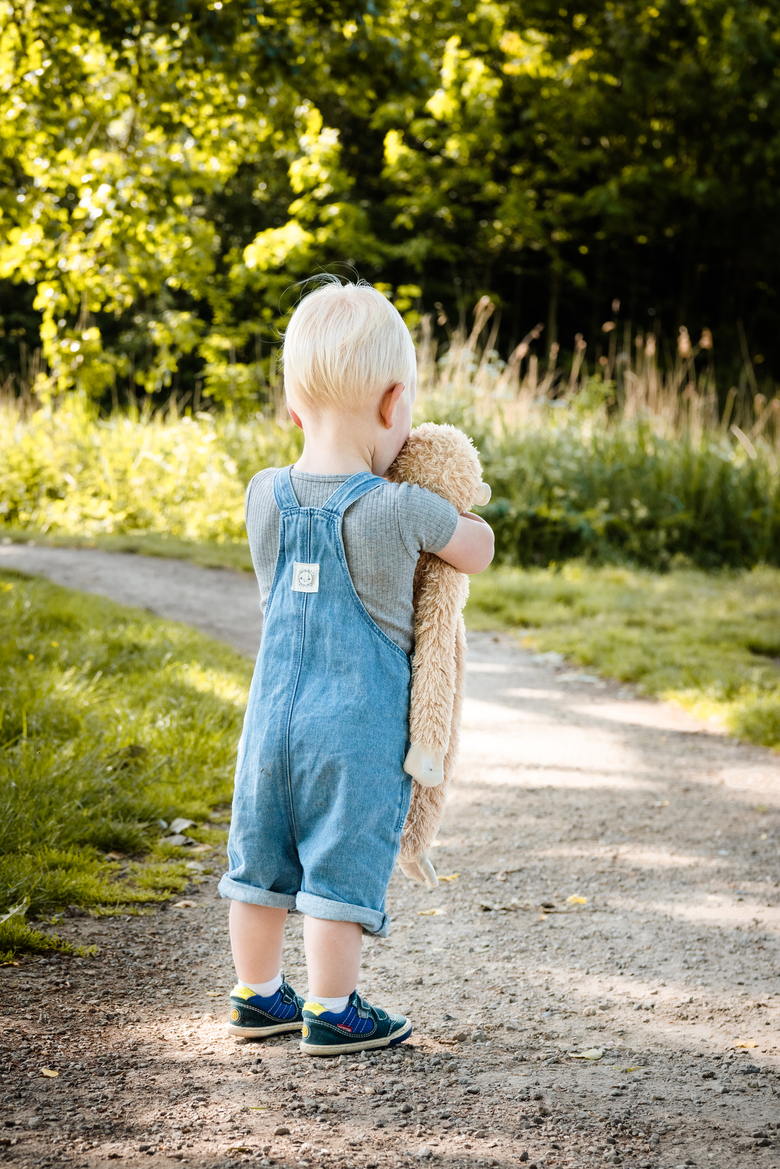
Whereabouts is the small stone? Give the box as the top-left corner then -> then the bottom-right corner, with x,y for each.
274,1126 -> 291,1136
519,1154 -> 529,1163
416,1147 -> 432,1160
399,1103 -> 412,1114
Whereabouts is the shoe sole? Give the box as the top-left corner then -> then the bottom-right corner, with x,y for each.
299,1020 -> 413,1056
227,1021 -> 303,1038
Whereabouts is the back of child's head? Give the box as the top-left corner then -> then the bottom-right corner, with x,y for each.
282,277 -> 416,413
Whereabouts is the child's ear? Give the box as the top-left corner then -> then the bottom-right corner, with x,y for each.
288,405 -> 303,430
379,382 -> 406,429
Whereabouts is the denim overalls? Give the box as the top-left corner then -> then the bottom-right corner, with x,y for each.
218,467 -> 413,936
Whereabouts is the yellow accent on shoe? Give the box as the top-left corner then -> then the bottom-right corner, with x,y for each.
303,1000 -> 328,1016
230,1009 -> 240,1022
231,985 -> 256,1001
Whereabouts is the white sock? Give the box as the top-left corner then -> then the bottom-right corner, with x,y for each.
307,993 -> 350,1014
239,973 -> 282,998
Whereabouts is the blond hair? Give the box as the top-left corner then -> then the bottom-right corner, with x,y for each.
282,278 -> 416,412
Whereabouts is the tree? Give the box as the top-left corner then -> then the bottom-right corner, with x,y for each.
0,0 -> 778,406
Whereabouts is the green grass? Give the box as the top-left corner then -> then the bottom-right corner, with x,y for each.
466,563 -> 780,748
0,568 -> 251,960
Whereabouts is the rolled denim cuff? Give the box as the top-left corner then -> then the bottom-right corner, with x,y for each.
217,874 -> 297,910
296,891 -> 389,937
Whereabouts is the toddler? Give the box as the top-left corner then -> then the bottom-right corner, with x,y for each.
218,278 -> 494,1054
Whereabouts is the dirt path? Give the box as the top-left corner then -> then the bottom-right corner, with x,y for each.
1,546 -> 779,1169
0,544 -> 263,656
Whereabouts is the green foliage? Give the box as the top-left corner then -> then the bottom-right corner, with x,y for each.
466,563 -> 780,748
0,398 -> 301,541
0,568 -> 252,955
0,0 -> 779,403
477,409 -> 780,570
2,381 -> 778,569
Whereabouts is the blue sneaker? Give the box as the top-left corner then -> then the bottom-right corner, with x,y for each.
300,991 -> 412,1056
227,978 -> 305,1038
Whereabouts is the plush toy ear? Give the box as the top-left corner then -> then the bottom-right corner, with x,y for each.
474,482 -> 491,506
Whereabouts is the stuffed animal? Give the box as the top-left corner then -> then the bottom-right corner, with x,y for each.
386,423 -> 491,888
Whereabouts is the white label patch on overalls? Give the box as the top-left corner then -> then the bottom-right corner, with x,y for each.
292,562 -> 320,593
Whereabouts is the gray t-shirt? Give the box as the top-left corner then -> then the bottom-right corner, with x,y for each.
245,468 -> 459,655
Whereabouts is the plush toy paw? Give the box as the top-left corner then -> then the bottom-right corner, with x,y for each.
403,742 -> 444,787
399,851 -> 438,888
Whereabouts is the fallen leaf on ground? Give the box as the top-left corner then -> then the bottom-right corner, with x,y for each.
172,900 -> 198,909
40,1068 -> 58,1077
568,1048 -> 605,1061
418,908 -> 446,916
732,1041 -> 759,1049
566,895 -> 588,905
169,817 -> 197,834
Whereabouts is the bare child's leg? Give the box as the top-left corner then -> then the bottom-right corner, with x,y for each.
303,917 -> 362,1003
229,902 -> 287,985
226,903 -> 304,1037
299,917 -> 411,1052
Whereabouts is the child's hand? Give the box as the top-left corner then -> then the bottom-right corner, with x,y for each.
436,511 -> 494,574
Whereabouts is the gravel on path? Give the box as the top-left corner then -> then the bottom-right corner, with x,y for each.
1,546 -> 779,1169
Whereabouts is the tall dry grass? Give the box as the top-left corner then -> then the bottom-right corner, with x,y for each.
1,302 -> 778,568
417,296 -> 780,453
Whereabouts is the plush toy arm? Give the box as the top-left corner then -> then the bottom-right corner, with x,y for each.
398,851 -> 438,888
400,616 -> 468,882
405,556 -> 468,772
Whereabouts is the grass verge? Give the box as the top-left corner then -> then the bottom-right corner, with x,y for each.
466,564 -> 780,748
0,569 -> 251,960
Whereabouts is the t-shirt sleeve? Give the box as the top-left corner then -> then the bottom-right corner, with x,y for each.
245,467 -> 277,529
395,482 -> 459,560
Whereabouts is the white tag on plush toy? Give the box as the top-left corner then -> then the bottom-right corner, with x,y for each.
292,562 -> 320,593
404,742 -> 444,786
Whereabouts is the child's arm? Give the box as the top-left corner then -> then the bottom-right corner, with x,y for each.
436,511 -> 494,574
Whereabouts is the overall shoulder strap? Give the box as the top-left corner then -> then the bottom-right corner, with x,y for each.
321,472 -> 384,517
272,466 -> 300,511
